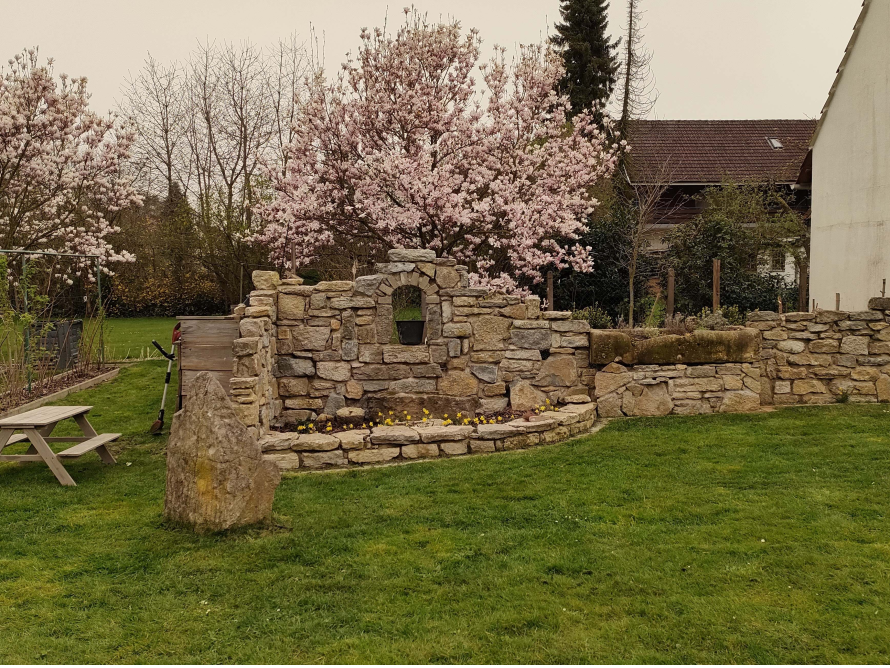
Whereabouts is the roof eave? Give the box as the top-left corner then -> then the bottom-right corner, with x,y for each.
811,0 -> 872,147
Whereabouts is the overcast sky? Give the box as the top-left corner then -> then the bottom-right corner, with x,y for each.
1,0 -> 863,120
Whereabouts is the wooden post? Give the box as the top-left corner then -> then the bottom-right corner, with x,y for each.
291,241 -> 297,278
883,278 -> 886,298
547,271 -> 554,311
778,295 -> 784,314
836,292 -> 841,311
798,260 -> 808,312
666,268 -> 675,319
712,259 -> 721,312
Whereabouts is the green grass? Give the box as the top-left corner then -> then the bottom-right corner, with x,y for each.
1,364 -> 889,663
103,317 -> 178,360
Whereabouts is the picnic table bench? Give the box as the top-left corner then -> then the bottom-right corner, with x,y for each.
0,406 -> 119,486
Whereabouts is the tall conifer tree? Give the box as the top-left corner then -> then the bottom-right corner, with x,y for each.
552,0 -> 620,116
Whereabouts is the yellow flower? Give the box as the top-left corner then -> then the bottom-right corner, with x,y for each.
326,424 -> 332,431
389,411 -> 394,415
463,418 -> 470,424
362,423 -> 367,428
545,399 -> 551,404
406,415 -> 411,420
539,405 -> 546,411
443,414 -> 448,418
297,425 -> 305,431
308,423 -> 314,429
457,412 -> 462,418
423,408 -> 429,415
497,416 -> 503,421
348,424 -> 353,429
422,417 -> 428,422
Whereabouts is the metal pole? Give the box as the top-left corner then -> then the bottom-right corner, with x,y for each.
22,255 -> 30,394
96,257 -> 104,366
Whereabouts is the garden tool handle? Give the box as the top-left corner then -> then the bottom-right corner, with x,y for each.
152,340 -> 176,361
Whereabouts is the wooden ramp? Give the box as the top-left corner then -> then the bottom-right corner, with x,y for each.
177,316 -> 239,408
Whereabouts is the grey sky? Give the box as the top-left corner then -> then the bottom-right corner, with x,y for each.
2,0 -> 863,120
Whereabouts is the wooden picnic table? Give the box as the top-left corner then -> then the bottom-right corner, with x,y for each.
0,406 -> 119,486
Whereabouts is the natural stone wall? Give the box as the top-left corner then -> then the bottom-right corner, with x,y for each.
229,249 -> 595,436
259,403 -> 597,471
589,361 -> 762,417
748,298 -> 890,405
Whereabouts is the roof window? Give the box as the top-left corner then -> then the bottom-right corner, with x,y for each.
766,137 -> 784,150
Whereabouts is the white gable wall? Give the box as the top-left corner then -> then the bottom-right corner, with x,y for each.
810,0 -> 890,311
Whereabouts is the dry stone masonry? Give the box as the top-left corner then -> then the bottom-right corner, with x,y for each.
749,297 -> 890,405
224,246 -> 889,472
587,328 -> 763,417
228,249 -> 599,468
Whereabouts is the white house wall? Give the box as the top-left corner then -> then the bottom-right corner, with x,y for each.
810,0 -> 890,311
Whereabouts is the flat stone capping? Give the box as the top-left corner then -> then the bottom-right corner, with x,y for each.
261,402 -> 597,471
589,328 -> 760,365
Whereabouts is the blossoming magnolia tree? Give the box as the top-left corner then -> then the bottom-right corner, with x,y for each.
0,49 -> 140,281
257,11 -> 621,292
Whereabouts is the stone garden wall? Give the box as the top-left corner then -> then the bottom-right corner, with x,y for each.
229,249 -> 597,444
585,328 -> 763,417
748,297 -> 890,405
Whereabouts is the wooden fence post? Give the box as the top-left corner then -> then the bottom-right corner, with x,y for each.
798,260 -> 808,312
666,268 -> 675,319
712,259 -> 721,312
547,271 -> 554,311
836,293 -> 841,311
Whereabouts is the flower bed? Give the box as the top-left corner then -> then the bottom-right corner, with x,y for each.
259,401 -> 597,470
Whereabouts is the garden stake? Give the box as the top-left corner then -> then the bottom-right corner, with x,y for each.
149,340 -> 177,434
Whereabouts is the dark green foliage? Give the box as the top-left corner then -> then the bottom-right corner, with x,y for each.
552,0 -> 620,116
664,182 -> 802,316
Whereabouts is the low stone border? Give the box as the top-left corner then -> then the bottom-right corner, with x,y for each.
260,402 -> 597,471
0,367 -> 121,419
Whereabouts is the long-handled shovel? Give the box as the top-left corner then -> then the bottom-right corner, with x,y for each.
149,340 -> 177,434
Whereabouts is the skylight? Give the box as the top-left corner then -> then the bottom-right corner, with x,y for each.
767,137 -> 784,150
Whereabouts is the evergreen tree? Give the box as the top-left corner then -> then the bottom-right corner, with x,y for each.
552,0 -> 620,116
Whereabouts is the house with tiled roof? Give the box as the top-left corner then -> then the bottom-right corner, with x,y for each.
805,0 -> 889,311
626,119 -> 815,279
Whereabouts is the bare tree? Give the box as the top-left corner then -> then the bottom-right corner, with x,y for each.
614,0 -> 657,135
121,37 -> 310,304
121,56 -> 188,197
620,160 -> 678,327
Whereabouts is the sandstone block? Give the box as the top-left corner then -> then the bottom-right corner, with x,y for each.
388,248 -> 436,262
510,329 -> 553,350
534,355 -> 577,387
348,447 -> 400,464
371,426 -> 420,444
438,370 -> 479,396
252,270 -> 280,291
840,336 -> 870,355
302,451 -> 348,468
793,379 -> 827,394
294,433 -> 341,451
163,372 -> 280,533
382,345 -> 430,363
595,371 -> 633,397
338,429 -> 369,450
718,390 -> 761,413
316,361 -> 352,381
400,443 -> 441,459
274,357 -> 315,377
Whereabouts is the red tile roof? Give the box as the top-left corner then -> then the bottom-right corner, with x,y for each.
627,120 -> 817,184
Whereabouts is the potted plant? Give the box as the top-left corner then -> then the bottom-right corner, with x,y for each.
395,309 -> 425,345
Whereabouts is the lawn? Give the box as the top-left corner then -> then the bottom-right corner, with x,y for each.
102,317 -> 179,360
1,362 -> 889,663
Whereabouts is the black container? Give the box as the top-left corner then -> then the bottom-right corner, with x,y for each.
396,320 -> 425,345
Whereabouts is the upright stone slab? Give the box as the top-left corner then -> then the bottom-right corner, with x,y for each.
164,371 -> 281,533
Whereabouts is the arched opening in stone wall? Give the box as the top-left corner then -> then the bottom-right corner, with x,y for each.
391,284 -> 425,345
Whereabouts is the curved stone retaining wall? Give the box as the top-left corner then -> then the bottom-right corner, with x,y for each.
259,402 -> 597,470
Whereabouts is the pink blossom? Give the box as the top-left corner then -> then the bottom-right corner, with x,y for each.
255,12 -> 617,292
0,49 -> 140,274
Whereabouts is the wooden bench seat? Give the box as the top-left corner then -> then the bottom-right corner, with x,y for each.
57,433 -> 121,458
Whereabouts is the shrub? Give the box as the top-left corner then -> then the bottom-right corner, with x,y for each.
572,305 -> 613,329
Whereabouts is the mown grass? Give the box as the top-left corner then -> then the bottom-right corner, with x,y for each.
103,317 -> 179,360
1,362 -> 889,663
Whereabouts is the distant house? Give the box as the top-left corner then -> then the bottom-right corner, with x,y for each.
628,119 -> 815,281
806,0 -> 890,311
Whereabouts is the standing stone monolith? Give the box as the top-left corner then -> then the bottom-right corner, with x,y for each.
164,371 -> 280,532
